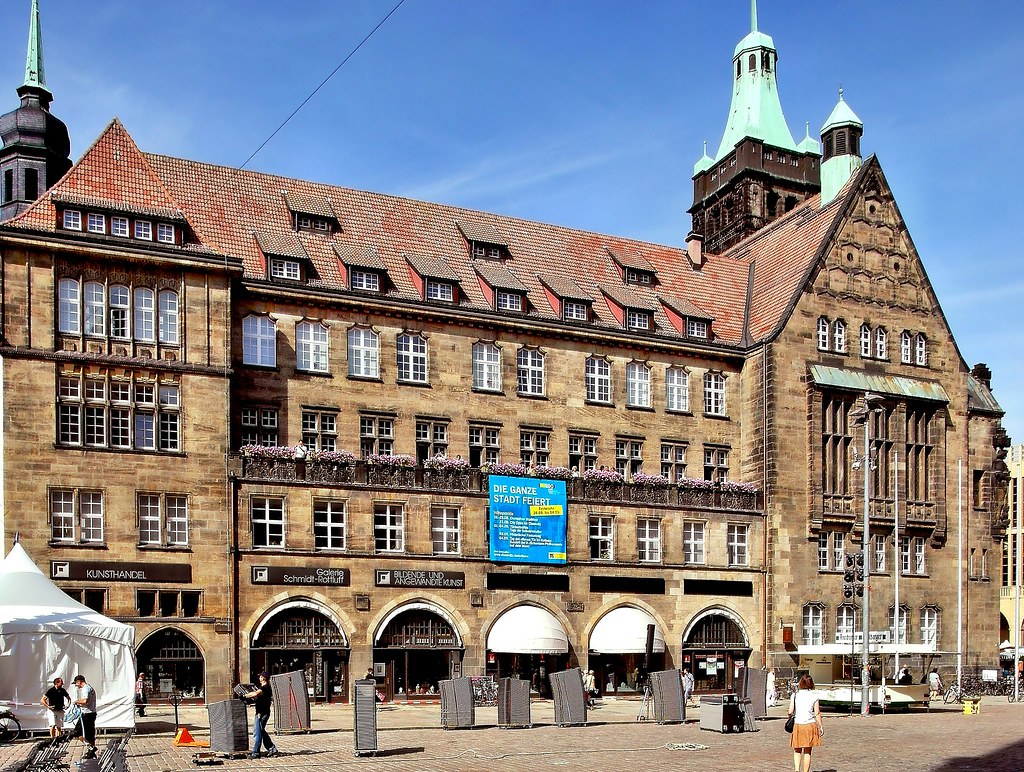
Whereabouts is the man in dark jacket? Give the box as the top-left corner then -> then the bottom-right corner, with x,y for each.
245,672 -> 280,759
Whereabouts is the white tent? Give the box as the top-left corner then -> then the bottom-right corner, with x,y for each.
0,543 -> 135,731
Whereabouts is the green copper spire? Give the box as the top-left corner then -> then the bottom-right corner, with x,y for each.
706,3 -> 798,165
22,0 -> 50,96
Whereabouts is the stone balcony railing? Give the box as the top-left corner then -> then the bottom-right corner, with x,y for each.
236,456 -> 762,513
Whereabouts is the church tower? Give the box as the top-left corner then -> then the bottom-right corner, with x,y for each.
688,1 -> 821,253
819,89 -> 863,206
0,0 -> 72,221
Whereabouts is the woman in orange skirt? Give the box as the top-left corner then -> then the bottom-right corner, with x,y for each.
788,674 -> 823,772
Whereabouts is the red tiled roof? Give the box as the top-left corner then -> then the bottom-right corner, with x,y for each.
254,231 -> 309,261
406,253 -> 460,282
537,273 -> 590,302
473,260 -> 529,292
282,191 -> 338,221
5,120 -> 851,350
606,245 -> 656,274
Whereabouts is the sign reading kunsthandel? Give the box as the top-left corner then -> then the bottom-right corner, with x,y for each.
488,475 -> 567,565
51,560 -> 191,583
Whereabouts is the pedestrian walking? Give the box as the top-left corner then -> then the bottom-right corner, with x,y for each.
927,668 -> 943,701
765,668 -> 777,707
583,669 -> 596,707
135,672 -> 149,717
71,674 -> 98,759
788,674 -> 823,772
41,677 -> 70,739
245,672 -> 280,759
683,668 -> 695,706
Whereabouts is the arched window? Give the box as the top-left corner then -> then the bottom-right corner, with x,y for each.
348,327 -> 379,378
158,290 -> 179,344
875,327 -> 888,360
900,331 -> 912,363
736,59 -> 741,79
748,53 -> 756,72
83,281 -> 105,336
109,285 -> 130,339
396,333 -> 428,384
837,604 -> 858,641
915,334 -> 928,366
920,606 -> 940,646
585,357 -> 611,403
762,52 -> 772,71
517,348 -> 545,396
471,342 -> 501,391
242,315 -> 276,367
860,324 -> 872,357
889,604 -> 910,644
626,362 -> 651,408
133,288 -> 155,342
665,367 -> 689,412
833,320 -> 847,353
816,317 -> 830,351
58,278 -> 80,334
802,604 -> 824,646
703,372 -> 727,416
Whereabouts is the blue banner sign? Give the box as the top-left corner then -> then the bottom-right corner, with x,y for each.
488,476 -> 567,564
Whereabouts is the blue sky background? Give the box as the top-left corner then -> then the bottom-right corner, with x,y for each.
4,1 -> 1023,444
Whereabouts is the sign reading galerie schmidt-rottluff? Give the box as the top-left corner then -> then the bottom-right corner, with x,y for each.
488,475 -> 567,564
251,565 -> 350,586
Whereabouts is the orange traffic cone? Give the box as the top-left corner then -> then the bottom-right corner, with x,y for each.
174,727 -> 210,747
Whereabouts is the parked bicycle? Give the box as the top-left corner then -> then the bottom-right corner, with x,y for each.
0,708 -> 22,743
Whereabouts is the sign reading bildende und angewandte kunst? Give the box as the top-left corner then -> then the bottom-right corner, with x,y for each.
488,475 -> 567,564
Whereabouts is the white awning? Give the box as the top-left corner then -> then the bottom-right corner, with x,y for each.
487,605 -> 568,654
589,606 -> 666,654
796,644 -> 944,656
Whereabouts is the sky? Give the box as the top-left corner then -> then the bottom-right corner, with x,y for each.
3,1 -> 1023,443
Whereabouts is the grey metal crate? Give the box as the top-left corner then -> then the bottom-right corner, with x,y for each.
439,677 -> 475,728
699,694 -> 743,733
208,698 -> 249,754
271,670 -> 311,733
649,669 -> 686,724
353,679 -> 378,754
549,668 -> 587,726
496,677 -> 531,728
736,666 -> 767,729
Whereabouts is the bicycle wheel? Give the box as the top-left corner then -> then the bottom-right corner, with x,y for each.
943,686 -> 959,704
0,715 -> 21,743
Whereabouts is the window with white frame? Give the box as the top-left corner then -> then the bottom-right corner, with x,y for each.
563,300 -> 588,321
615,438 -> 643,477
242,315 -> 277,367
62,279 -> 181,346
133,288 -> 155,342
900,331 -> 912,364
63,210 -> 82,230
626,309 -> 651,330
660,442 -> 687,482
313,500 -> 346,551
50,489 -> 104,544
396,333 -> 428,383
683,520 -> 705,564
270,258 -> 301,281
915,334 -> 928,366
415,419 -> 448,464
350,269 -> 380,292
516,348 -> 545,396
138,493 -> 188,546
703,447 -> 729,482
374,503 -> 405,552
84,281 -> 105,336
251,497 -> 284,548
520,430 -> 550,467
426,280 -> 454,302
296,321 -> 329,372
585,357 -> 612,403
347,327 -> 379,378
875,327 -> 888,359
568,433 -> 598,473
901,535 -> 927,575
873,532 -> 887,572
111,216 -> 129,237
637,518 -> 661,562
240,407 -> 278,447
472,342 -> 502,391
727,523 -> 749,566
158,290 -> 179,344
110,285 -> 129,339
665,367 -> 689,412
802,604 -> 824,645
87,213 -> 105,234
359,415 -> 394,456
625,268 -> 652,285
134,221 -> 153,240
431,506 -> 460,555
818,531 -> 845,571
589,515 -> 614,560
302,410 -> 337,452
496,291 -> 523,312
703,372 -> 726,415
920,606 -> 939,646
157,223 -> 175,244
626,362 -> 651,407
888,605 -> 910,645
817,317 -> 830,350
687,318 -> 708,338
468,425 -> 500,467
836,605 -> 858,642
833,320 -> 847,353
860,324 -> 871,357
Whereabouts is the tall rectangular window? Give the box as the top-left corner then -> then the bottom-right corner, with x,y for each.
921,607 -> 939,646
430,506 -> 460,555
313,500 -> 346,551
297,322 -> 329,373
703,447 -> 729,482
415,419 -> 448,464
727,523 -> 749,566
348,328 -> 379,378
519,430 -> 549,467
589,515 -> 614,560
802,605 -> 824,646
242,316 -> 277,366
374,503 -> 405,552
873,533 -> 887,572
889,605 -> 909,645
251,497 -> 284,548
615,438 -> 643,477
626,362 -> 651,408
517,349 -> 545,396
138,493 -> 188,546
468,425 -> 500,467
50,489 -> 77,542
665,368 -> 689,412
359,416 -> 394,456
58,278 -> 81,334
396,333 -> 428,383
133,288 -> 155,341
822,394 -> 853,499
703,372 -> 726,415
472,342 -> 501,391
568,434 -> 598,473
585,358 -> 611,403
660,442 -> 687,481
682,521 -> 705,564
303,410 -> 338,452
637,518 -> 661,563
906,408 -> 934,504
241,407 -> 278,447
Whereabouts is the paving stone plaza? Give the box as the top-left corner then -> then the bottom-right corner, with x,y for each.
1,698 -> 1021,772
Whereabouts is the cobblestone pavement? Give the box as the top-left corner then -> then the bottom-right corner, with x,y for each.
2,698 -> 1023,771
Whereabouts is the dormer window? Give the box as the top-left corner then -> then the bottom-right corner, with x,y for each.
496,291 -> 523,312
426,280 -> 454,302
157,224 -> 175,244
270,259 -> 301,281
111,217 -> 129,237
63,210 -> 82,230
563,300 -> 588,321
134,221 -> 153,241
625,268 -> 652,286
627,310 -> 651,331
87,213 -> 105,234
350,269 -> 380,292
472,242 -> 503,260
296,215 -> 331,233
687,319 -> 708,339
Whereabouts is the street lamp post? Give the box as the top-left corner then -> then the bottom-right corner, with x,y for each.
851,392 -> 883,716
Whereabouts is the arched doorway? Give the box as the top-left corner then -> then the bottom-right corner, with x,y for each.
373,603 -> 463,701
251,602 -> 349,703
485,604 -> 571,697
136,628 -> 206,703
681,609 -> 751,694
589,605 -> 665,696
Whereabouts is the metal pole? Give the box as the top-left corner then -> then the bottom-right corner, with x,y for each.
956,460 -> 963,693
861,392 -> 871,716
894,450 -> 900,675
1015,459 -> 1021,701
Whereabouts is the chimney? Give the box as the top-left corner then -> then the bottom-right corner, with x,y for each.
686,231 -> 704,269
971,363 -> 992,390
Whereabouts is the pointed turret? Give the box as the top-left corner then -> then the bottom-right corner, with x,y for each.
688,1 -> 821,254
819,89 -> 863,206
0,0 -> 72,221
